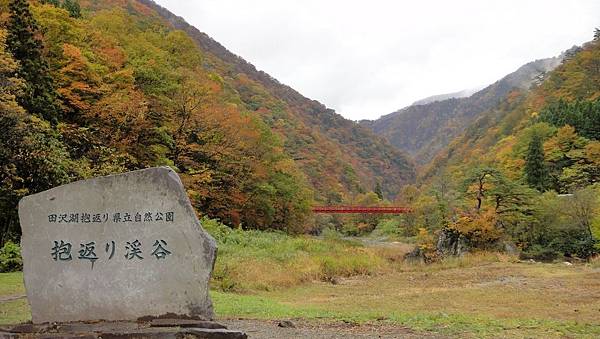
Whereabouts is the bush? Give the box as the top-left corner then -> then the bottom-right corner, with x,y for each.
0,241 -> 23,272
321,227 -> 343,241
550,229 -> 597,259
520,230 -> 596,262
518,189 -> 600,260
520,244 -> 561,262
373,219 -> 402,237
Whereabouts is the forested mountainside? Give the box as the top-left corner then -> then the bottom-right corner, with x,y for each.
136,0 -> 415,199
382,33 -> 600,263
424,37 -> 600,187
363,56 -> 563,164
0,0 -> 415,241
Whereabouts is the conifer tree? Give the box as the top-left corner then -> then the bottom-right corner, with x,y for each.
62,0 -> 81,18
41,0 -> 60,6
524,134 -> 547,191
374,181 -> 384,200
7,0 -> 60,123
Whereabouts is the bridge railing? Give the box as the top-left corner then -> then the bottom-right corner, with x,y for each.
311,206 -> 412,214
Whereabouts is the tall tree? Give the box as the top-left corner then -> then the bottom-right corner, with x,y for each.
0,29 -> 24,117
463,166 -> 500,212
0,29 -> 72,244
41,0 -> 60,6
62,0 -> 81,18
374,181 -> 384,200
564,187 -> 598,241
524,134 -> 547,191
7,0 -> 60,123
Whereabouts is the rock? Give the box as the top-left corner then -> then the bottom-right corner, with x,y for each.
404,246 -> 427,263
277,320 -> 295,328
436,228 -> 469,256
18,167 -> 217,324
502,241 -> 519,255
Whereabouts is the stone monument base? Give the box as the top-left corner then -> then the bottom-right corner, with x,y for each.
0,318 -> 247,338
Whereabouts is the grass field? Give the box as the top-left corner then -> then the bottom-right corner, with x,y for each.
2,224 -> 600,337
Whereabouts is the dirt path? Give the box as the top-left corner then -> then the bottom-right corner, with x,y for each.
219,319 -> 445,339
0,295 -> 25,303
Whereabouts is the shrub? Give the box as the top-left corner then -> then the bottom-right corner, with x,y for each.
373,219 -> 402,237
448,210 -> 502,249
0,241 -> 23,272
550,229 -> 597,259
520,244 -> 561,262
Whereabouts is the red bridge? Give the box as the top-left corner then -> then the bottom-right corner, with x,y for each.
311,206 -> 412,214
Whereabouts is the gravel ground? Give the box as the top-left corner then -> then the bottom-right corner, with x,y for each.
219,319 -> 445,339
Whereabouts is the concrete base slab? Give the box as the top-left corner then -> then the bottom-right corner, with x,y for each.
0,319 -> 247,338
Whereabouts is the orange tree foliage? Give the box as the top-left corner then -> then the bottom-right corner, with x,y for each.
0,2 -> 317,234
50,1 -> 412,231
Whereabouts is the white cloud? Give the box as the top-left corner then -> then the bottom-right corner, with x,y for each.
154,0 -> 600,120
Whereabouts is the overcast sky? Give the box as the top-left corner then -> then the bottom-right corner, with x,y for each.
154,0 -> 599,121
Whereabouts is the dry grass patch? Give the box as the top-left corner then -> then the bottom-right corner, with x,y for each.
269,260 -> 600,325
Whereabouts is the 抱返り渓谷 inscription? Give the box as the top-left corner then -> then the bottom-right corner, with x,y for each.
18,167 -> 216,323
48,211 -> 174,267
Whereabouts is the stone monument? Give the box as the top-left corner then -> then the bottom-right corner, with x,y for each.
1,167 -> 246,338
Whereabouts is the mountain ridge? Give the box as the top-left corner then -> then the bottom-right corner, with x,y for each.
135,0 -> 416,199
411,88 -> 479,106
363,55 -> 563,165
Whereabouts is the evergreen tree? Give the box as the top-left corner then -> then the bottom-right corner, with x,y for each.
374,181 -> 384,200
41,0 -> 60,6
525,134 -> 548,191
62,0 -> 81,19
7,0 -> 60,123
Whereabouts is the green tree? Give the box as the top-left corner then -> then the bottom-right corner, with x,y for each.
463,165 -> 533,217
0,27 -> 73,245
539,100 -> 600,140
6,0 -> 60,123
41,0 -> 60,6
564,187 -> 599,241
62,0 -> 81,19
524,134 -> 547,191
0,28 -> 25,245
463,166 -> 501,212
523,189 -> 598,260
374,181 -> 384,200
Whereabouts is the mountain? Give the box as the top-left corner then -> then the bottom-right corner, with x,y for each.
423,38 -> 600,185
0,0 -> 415,236
403,36 -> 600,264
135,0 -> 416,199
362,55 -> 563,165
411,88 -> 479,106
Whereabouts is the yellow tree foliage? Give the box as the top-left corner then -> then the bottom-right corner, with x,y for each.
0,29 -> 25,116
450,210 -> 502,246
